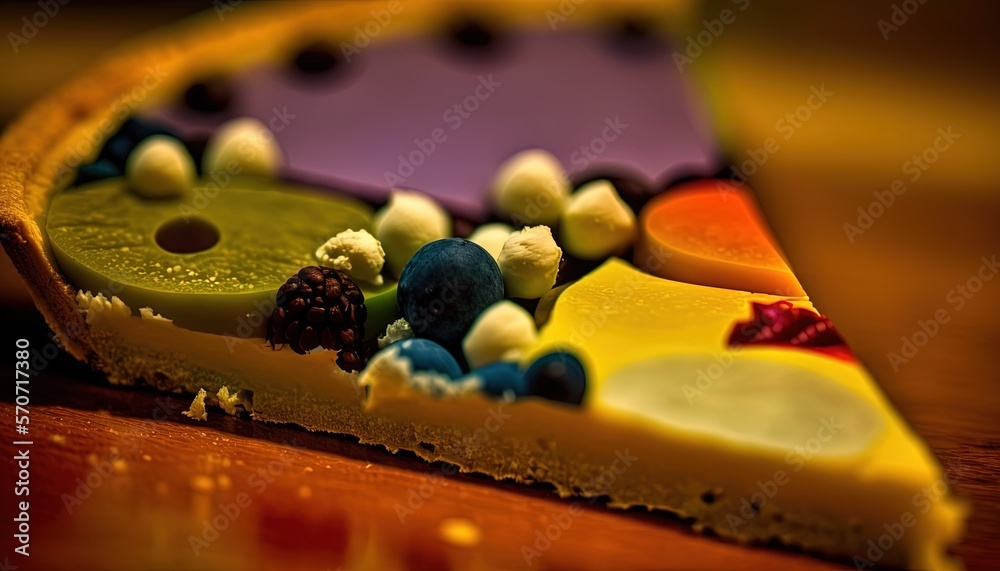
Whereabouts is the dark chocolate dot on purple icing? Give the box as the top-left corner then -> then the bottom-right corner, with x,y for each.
618,18 -> 653,39
446,17 -> 504,57
609,17 -> 666,57
183,75 -> 232,113
451,19 -> 493,48
292,41 -> 340,73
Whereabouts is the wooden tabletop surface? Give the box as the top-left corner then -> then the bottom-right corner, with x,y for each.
2,2 -> 999,570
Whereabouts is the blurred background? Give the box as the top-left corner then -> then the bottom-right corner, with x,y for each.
2,1 -> 998,570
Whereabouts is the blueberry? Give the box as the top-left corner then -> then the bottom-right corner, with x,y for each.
471,361 -> 526,397
397,238 -> 504,349
74,159 -> 121,186
523,351 -> 587,405
389,338 -> 463,380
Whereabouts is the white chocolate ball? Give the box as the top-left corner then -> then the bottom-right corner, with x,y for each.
462,301 -> 538,369
202,117 -> 284,177
467,222 -> 514,260
490,149 -> 569,226
125,135 -> 196,199
497,225 -> 562,299
374,190 -> 452,277
560,180 -> 636,260
378,318 -> 415,349
315,229 -> 386,286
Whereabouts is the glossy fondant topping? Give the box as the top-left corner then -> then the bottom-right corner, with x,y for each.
47,177 -> 399,337
636,180 -> 806,296
145,29 -> 719,219
600,352 -> 884,456
529,258 -> 820,388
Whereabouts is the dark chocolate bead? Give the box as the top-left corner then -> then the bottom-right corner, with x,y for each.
609,17 -> 665,57
450,19 -> 495,51
183,75 -> 232,113
292,41 -> 339,73
445,17 -> 509,62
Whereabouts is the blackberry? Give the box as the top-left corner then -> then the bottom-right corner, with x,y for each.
267,266 -> 367,371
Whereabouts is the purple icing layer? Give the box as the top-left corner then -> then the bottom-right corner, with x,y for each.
146,29 -> 719,220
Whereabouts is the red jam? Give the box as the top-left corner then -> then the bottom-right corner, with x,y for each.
728,301 -> 854,360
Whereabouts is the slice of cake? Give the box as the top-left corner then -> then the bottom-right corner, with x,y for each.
0,1 -> 966,569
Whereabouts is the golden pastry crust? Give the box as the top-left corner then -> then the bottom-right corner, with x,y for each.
0,0 -> 688,365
